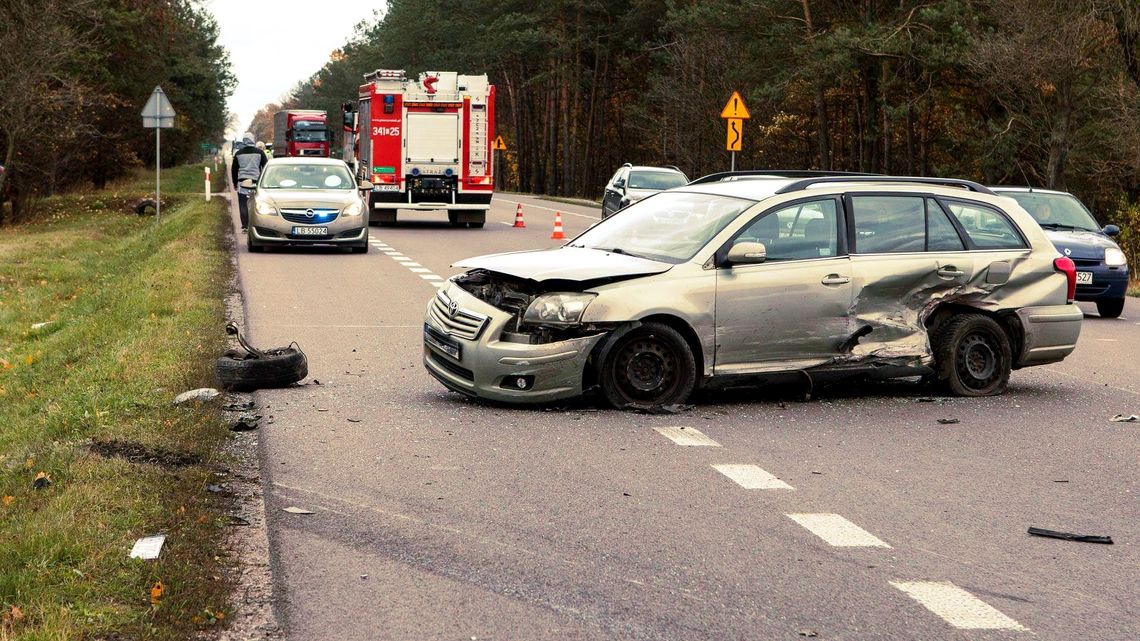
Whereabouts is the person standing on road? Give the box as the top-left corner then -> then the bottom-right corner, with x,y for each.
231,132 -> 268,231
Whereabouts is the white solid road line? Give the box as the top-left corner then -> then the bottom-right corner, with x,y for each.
652,426 -> 721,447
786,513 -> 892,548
890,581 -> 1027,631
711,464 -> 794,490
496,197 -> 600,221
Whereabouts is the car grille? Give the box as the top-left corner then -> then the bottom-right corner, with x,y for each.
1072,258 -> 1100,267
280,208 -> 340,224
427,352 -> 475,382
427,291 -> 488,340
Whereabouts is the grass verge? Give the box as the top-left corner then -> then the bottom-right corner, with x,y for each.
1128,280 -> 1140,297
0,165 -> 234,639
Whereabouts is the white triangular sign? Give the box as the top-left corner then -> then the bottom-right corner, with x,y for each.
142,86 -> 175,128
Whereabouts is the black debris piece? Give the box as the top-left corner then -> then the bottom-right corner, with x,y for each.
937,418 -> 960,425
347,418 -> 362,423
627,403 -> 694,415
917,397 -> 937,403
33,472 -> 51,490
1110,414 -> 1139,422
230,416 -> 261,432
223,401 -> 256,412
1028,526 -> 1113,544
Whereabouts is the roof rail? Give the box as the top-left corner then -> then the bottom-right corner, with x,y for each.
688,170 -> 876,185
775,175 -> 996,195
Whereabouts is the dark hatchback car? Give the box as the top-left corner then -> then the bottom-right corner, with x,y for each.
992,187 -> 1128,318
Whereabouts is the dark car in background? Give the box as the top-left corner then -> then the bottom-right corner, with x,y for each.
601,164 -> 688,218
992,187 -> 1128,318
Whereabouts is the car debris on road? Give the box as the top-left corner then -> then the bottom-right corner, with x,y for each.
1028,526 -> 1113,544
173,388 -> 220,405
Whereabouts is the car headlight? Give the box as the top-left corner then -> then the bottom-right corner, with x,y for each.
523,293 -> 596,326
255,199 -> 277,215
342,199 -> 364,217
1105,247 -> 1127,266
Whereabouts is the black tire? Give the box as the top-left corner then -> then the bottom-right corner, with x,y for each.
1096,297 -> 1125,318
933,314 -> 1011,396
374,209 -> 398,227
599,322 -> 697,408
216,346 -> 308,391
351,244 -> 368,254
448,212 -> 464,227
467,221 -> 485,229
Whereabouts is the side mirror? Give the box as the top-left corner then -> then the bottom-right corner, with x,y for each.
614,178 -> 625,190
725,241 -> 767,266
358,181 -> 373,191
239,178 -> 257,189
1104,224 -> 1121,237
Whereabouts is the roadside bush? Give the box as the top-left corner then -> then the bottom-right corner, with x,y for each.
1109,199 -> 1140,272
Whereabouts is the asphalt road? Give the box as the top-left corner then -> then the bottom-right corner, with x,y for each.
231,189 -> 1139,640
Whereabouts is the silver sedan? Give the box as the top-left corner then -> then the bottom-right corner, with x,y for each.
246,158 -> 371,253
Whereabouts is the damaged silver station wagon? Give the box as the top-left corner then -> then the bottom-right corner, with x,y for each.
423,173 -> 1084,407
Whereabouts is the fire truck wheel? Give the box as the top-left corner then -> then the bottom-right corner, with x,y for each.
468,222 -> 485,229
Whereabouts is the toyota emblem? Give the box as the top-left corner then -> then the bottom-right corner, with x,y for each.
1064,248 -> 1072,256
448,300 -> 459,317
304,209 -> 315,218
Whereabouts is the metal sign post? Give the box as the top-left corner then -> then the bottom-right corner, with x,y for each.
720,91 -> 750,172
141,86 -> 175,222
492,135 -> 506,190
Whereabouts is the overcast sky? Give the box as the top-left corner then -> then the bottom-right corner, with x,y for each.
206,0 -> 383,138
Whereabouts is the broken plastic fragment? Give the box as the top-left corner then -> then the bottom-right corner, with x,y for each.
173,388 -> 220,405
283,506 -> 314,515
936,418 -> 960,425
129,534 -> 166,559
32,471 -> 51,490
1027,526 -> 1113,544
30,321 -> 54,330
230,416 -> 260,432
150,581 -> 165,606
1109,414 -> 1139,422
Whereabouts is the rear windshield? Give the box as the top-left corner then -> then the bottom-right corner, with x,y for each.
1000,192 -> 1099,232
260,164 -> 354,190
628,171 -> 688,191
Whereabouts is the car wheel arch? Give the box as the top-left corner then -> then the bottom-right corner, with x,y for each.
586,314 -> 706,389
924,302 -> 1024,366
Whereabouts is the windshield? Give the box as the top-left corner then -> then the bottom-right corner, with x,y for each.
260,163 -> 354,190
628,170 -> 688,190
568,191 -> 754,263
293,120 -> 328,143
1001,192 -> 1100,232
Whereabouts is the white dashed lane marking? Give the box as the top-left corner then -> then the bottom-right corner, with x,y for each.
786,513 -> 891,548
652,426 -> 721,447
712,464 -> 794,490
890,581 -> 1027,631
373,237 -> 449,288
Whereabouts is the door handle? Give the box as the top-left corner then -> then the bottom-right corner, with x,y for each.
821,274 -> 850,285
937,266 -> 965,278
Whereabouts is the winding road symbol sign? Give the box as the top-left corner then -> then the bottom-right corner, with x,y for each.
721,92 -> 749,152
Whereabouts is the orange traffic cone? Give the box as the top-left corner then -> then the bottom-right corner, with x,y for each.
550,211 -> 566,240
513,203 -> 526,228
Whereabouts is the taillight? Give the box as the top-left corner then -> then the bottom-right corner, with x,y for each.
1054,256 -> 1076,302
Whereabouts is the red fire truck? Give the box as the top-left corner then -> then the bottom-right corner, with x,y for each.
273,110 -> 330,157
345,70 -> 495,228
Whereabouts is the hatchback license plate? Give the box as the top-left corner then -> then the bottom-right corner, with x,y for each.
292,226 -> 328,236
1076,271 -> 1093,285
424,324 -> 461,360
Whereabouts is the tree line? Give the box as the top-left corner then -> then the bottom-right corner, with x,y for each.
0,0 -> 234,224
263,0 -> 1140,218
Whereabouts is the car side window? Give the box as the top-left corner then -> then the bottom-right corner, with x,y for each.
926,199 -> 965,251
944,201 -> 1026,250
851,196 -> 925,253
736,199 -> 839,261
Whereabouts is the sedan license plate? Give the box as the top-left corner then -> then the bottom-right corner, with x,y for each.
292,226 -> 328,236
1076,271 -> 1093,285
424,324 -> 461,360
374,184 -> 399,192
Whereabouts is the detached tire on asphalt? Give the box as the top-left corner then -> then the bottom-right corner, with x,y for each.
1096,297 -> 1125,318
932,313 -> 1011,396
599,322 -> 697,409
216,346 -> 308,392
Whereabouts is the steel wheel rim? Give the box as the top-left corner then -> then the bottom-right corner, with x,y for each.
614,336 -> 678,402
957,332 -> 998,389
